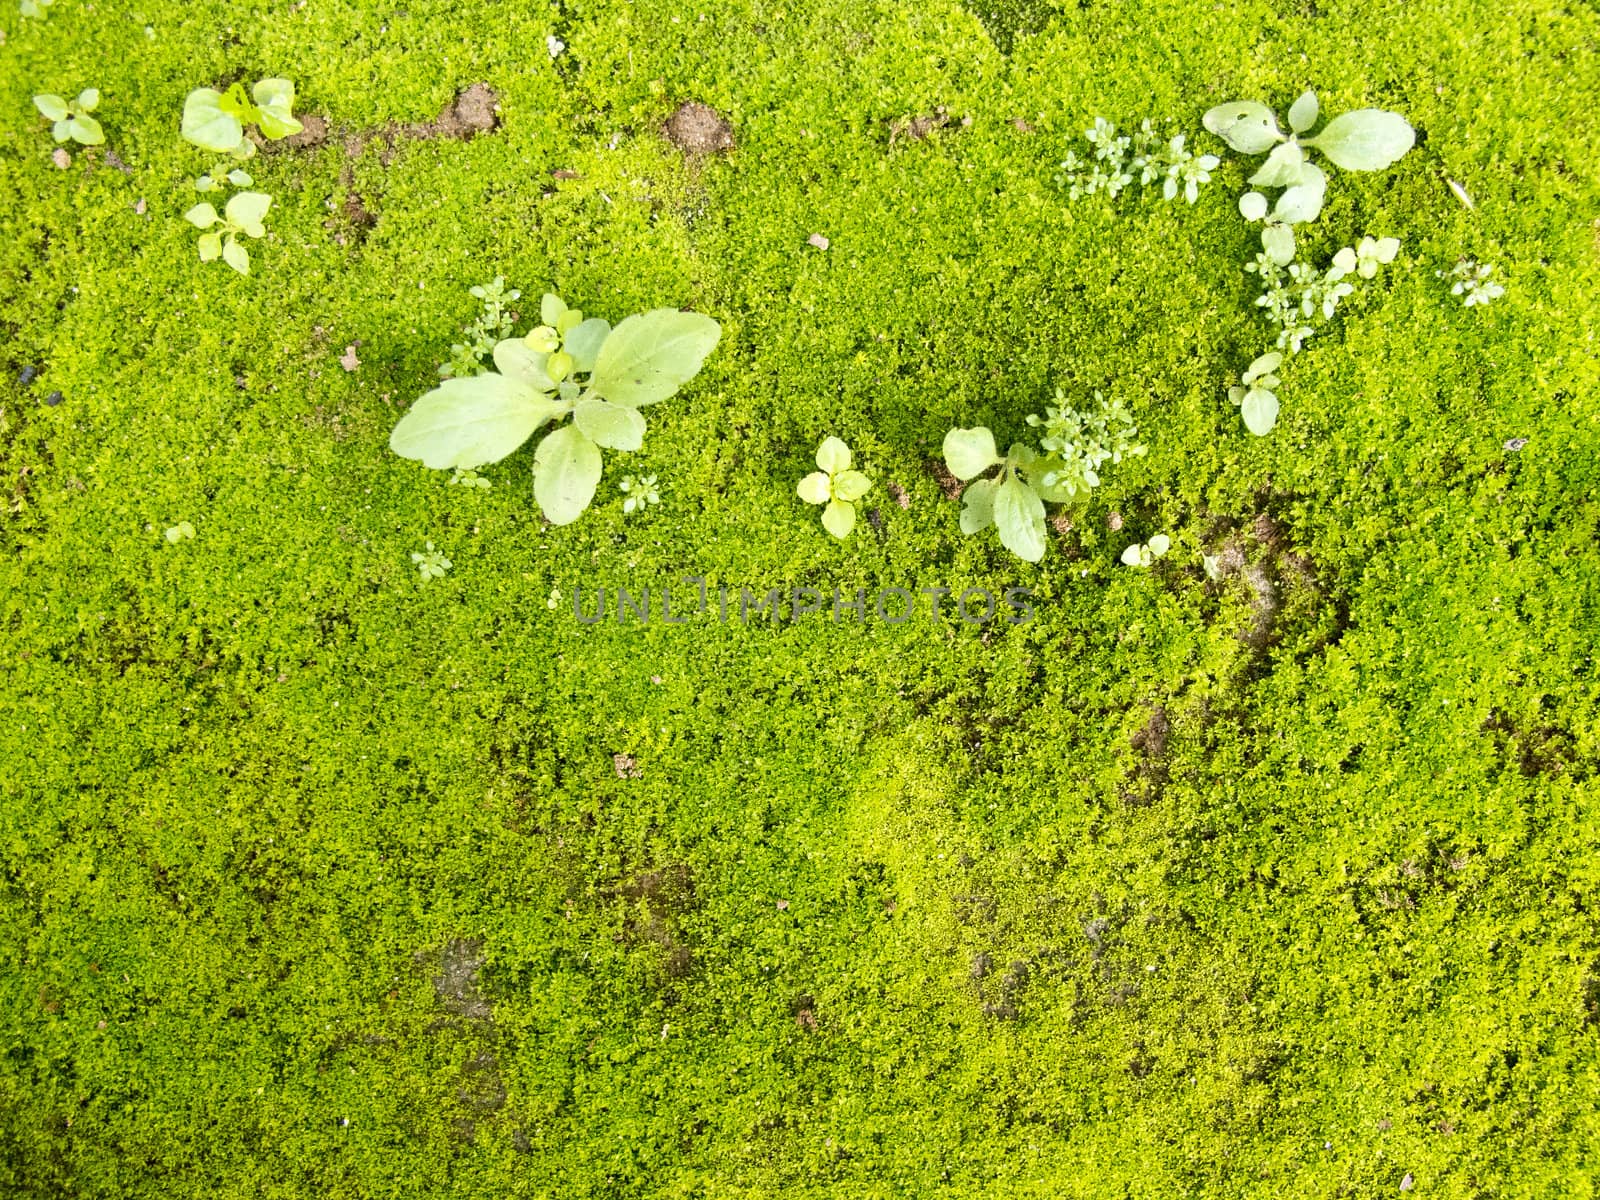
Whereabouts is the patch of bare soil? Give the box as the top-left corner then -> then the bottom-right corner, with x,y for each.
663,101 -> 735,156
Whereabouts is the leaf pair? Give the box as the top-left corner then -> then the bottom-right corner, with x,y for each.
1203,92 -> 1414,173
182,79 -> 303,155
185,192 -> 272,274
389,300 -> 721,526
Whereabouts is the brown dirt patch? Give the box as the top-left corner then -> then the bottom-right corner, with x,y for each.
663,101 -> 734,156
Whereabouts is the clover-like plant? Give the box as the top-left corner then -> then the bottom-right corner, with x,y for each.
1057,118 -> 1219,204
34,91 -> 104,146
944,390 -> 1144,563
182,79 -> 303,157
389,293 -> 721,526
797,438 -> 872,538
184,192 -> 271,274
1439,259 -> 1505,308
620,474 -> 661,515
1206,91 -> 1414,264
1120,533 -> 1171,567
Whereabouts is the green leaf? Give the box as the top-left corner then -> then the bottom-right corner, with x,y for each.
184,202 -> 220,229
821,500 -> 855,539
1148,534 -> 1171,557
221,238 -> 250,275
52,119 -> 72,143
197,232 -> 222,262
252,78 -> 303,139
1248,140 -> 1306,188
33,94 -> 68,121
815,436 -> 851,475
942,426 -> 1001,481
540,293 -> 568,327
573,397 -> 645,451
67,115 -> 104,145
797,471 -> 831,505
531,424 -> 603,525
563,318 -> 611,373
1287,90 -> 1319,134
1201,101 -> 1283,154
833,470 -> 872,502
958,477 -> 997,534
224,191 -> 271,237
1308,109 -> 1415,171
1240,388 -> 1279,436
182,88 -> 244,152
227,169 -> 253,187
590,309 -> 721,407
390,374 -> 562,469
75,88 -> 100,112
1238,191 -> 1269,221
217,82 -> 258,123
1261,222 -> 1296,265
1273,163 -> 1326,224
492,339 -> 557,392
993,476 -> 1046,563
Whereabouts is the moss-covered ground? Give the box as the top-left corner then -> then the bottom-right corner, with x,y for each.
4,0 -> 1600,1194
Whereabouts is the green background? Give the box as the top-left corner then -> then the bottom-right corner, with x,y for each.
3,0 -> 1599,1194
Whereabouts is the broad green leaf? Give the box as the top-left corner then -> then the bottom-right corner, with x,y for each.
993,476 -> 1046,563
227,169 -> 252,186
833,470 -> 872,502
797,471 -> 831,505
1120,543 -> 1145,566
563,318 -> 611,373
815,436 -> 851,475
1308,109 -> 1414,171
1238,191 -> 1269,221
1273,163 -> 1326,224
51,119 -> 72,142
1261,222 -> 1296,265
252,78 -> 303,139
197,232 -> 222,262
1148,533 -> 1171,556
1201,101 -> 1283,154
1248,140 -> 1306,188
821,500 -> 855,539
573,397 -> 645,451
1287,90 -> 1319,134
532,424 -> 603,525
591,309 -> 721,407
33,94 -> 68,121
555,308 -> 584,336
540,293 -> 568,327
222,238 -> 250,275
75,88 -> 100,112
182,89 -> 244,152
391,373 -> 561,469
225,191 -> 271,236
1240,388 -> 1279,435
959,477 -> 997,534
184,202 -> 220,229
493,339 -> 557,392
194,175 -> 218,192
942,426 -> 1001,480
67,115 -> 104,145
1245,351 -> 1283,380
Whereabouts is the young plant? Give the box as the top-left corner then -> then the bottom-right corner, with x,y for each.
184,192 -> 272,275
181,79 -> 303,158
389,293 -> 721,526
1438,259 -> 1505,307
21,0 -> 56,18
441,278 -> 522,379
1207,91 -> 1414,263
619,474 -> 661,514
944,390 -> 1144,563
411,541 -> 451,581
1057,118 -> 1220,204
33,91 -> 104,146
797,438 -> 872,538
194,166 -> 254,193
1120,533 -> 1171,567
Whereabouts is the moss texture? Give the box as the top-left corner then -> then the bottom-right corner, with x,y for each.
3,0 -> 1600,1194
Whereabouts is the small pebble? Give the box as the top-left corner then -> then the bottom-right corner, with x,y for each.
1400,1174 -> 1414,1192
18,365 -> 38,387
775,899 -> 789,910
52,148 -> 71,169
1503,437 -> 1527,451
807,233 -> 829,251
44,390 -> 64,407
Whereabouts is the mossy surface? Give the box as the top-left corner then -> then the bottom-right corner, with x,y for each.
3,0 -> 1600,1194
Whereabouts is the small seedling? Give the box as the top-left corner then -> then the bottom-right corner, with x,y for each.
1438,260 -> 1504,307
1208,91 -> 1414,263
442,278 -> 522,379
1228,352 -> 1283,437
447,468 -> 492,490
1120,534 -> 1171,567
944,391 -> 1143,563
184,192 -> 271,274
619,474 -> 660,514
195,167 -> 253,193
33,91 -> 104,146
797,438 -> 872,538
411,542 -> 451,581
389,292 -> 721,526
1057,118 -> 1219,203
181,79 -> 303,157
164,521 -> 196,543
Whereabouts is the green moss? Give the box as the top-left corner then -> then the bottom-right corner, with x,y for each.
4,0 -> 1600,1194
